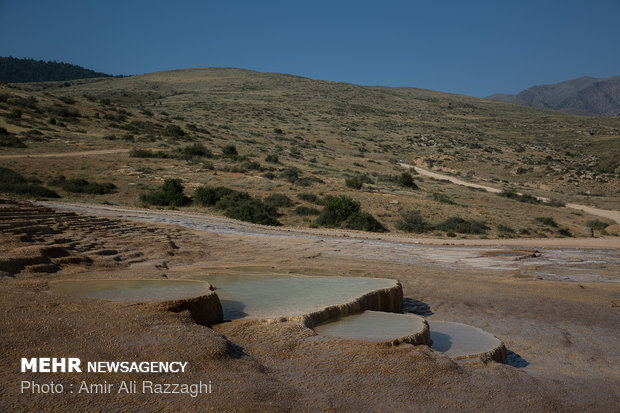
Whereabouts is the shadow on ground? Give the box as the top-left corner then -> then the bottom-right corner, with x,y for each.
403,297 -> 433,316
506,349 -> 529,368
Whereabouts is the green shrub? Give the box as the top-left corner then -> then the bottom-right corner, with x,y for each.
221,144 -> 238,158
264,193 -> 294,208
544,199 -> 566,207
193,185 -> 280,225
432,192 -> 456,205
316,195 -> 360,227
178,143 -> 212,159
497,224 -> 515,234
0,167 -> 28,184
47,105 -> 80,118
396,210 -> 431,233
129,148 -> 171,158
294,206 -> 320,216
435,217 -> 488,234
140,178 -> 189,207
585,220 -> 610,230
193,186 -> 235,206
214,191 -> 253,210
48,176 -> 116,194
535,217 -> 557,227
558,228 -> 572,237
164,124 -> 185,138
499,190 -> 540,204
297,192 -> 321,204
0,182 -> 60,198
296,176 -> 320,187
243,161 -> 261,170
6,109 -> 22,119
0,127 -> 26,148
224,198 -> 280,226
345,211 -> 387,232
280,166 -> 301,183
345,175 -> 364,190
0,167 -> 59,198
314,195 -> 386,233
265,154 -> 279,163
397,172 -> 418,188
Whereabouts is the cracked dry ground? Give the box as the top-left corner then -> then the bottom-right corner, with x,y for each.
1,199 -> 618,411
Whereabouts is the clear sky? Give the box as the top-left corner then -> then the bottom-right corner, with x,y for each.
1,0 -> 618,97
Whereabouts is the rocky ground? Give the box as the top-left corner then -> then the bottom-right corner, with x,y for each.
1,199 -> 618,411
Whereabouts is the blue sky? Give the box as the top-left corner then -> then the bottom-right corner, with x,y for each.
1,0 -> 618,97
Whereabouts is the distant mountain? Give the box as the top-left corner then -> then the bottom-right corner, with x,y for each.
487,76 -> 620,117
0,56 -> 113,83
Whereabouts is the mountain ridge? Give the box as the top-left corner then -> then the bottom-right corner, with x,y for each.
487,75 -> 620,117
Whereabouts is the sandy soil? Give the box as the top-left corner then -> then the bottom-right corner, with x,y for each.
1,200 -> 619,411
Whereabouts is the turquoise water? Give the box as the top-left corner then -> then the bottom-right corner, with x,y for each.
313,310 -> 426,343
429,321 -> 501,359
196,273 -> 396,320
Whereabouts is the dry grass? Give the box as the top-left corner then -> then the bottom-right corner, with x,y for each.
0,68 -> 618,237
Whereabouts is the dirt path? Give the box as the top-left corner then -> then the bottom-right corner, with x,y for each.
0,148 -> 131,159
36,201 -> 620,249
400,163 -> 620,224
36,201 -> 620,283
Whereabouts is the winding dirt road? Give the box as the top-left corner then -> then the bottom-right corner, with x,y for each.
0,148 -> 131,159
400,163 -> 620,224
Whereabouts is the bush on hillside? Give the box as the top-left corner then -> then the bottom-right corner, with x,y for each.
0,167 -> 59,198
499,190 -> 540,204
264,193 -> 294,208
221,144 -> 238,158
534,217 -> 557,227
140,178 -> 189,207
435,217 -> 488,234
297,192 -> 322,204
0,127 -> 27,148
344,211 -> 386,232
223,198 -> 281,226
432,192 -> 456,205
316,196 -> 361,227
585,220 -> 610,231
48,176 -> 116,195
315,195 -> 386,232
129,148 -> 171,158
294,206 -> 320,216
345,175 -> 364,190
397,172 -> 418,188
396,210 -> 431,233
177,143 -> 212,159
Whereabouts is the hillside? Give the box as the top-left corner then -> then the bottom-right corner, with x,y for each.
0,56 -> 113,83
487,75 -> 620,117
1,67 -> 619,238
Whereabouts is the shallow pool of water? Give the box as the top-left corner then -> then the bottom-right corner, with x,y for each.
49,279 -> 214,303
313,310 -> 426,343
195,273 -> 397,320
429,321 -> 501,359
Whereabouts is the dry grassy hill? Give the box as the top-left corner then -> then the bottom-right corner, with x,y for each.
1,68 -> 619,238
